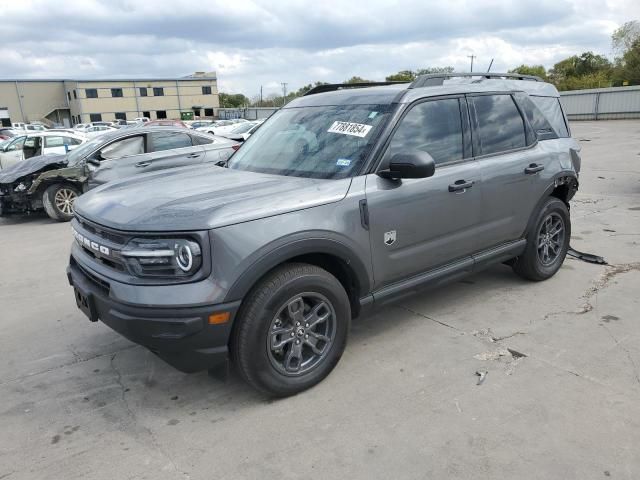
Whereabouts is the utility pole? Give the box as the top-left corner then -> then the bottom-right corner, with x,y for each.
281,82 -> 288,106
467,54 -> 476,72
260,85 -> 263,106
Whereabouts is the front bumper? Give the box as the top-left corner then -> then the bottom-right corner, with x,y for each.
66,258 -> 240,373
0,190 -> 39,215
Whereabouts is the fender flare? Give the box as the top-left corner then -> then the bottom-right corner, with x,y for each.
224,233 -> 373,303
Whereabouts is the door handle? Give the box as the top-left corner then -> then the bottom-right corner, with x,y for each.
524,163 -> 544,174
135,161 -> 151,167
187,153 -> 201,158
448,180 -> 474,192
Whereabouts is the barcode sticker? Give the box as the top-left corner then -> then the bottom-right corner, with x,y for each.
327,121 -> 372,138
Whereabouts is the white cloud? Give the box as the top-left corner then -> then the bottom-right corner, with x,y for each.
0,0 -> 638,94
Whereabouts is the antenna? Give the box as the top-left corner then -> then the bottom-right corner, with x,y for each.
487,58 -> 494,72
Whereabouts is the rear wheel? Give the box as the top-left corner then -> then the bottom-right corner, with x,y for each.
43,183 -> 80,221
231,263 -> 350,397
513,197 -> 570,281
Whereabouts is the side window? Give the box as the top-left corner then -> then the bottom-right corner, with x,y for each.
7,136 -> 26,151
98,136 -> 145,160
67,137 -> 83,146
471,95 -> 526,156
44,136 -> 66,148
149,132 -> 193,152
514,93 -> 557,141
386,98 -> 463,165
530,96 -> 569,138
191,134 -> 214,145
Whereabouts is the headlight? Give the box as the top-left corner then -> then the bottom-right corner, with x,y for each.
121,238 -> 202,277
14,181 -> 29,192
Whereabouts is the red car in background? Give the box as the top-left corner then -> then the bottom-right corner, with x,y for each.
145,120 -> 189,128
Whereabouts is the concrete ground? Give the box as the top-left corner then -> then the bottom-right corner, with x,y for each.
1,120 -> 639,480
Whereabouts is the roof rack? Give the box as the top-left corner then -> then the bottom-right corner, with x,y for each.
303,81 -> 407,96
409,72 -> 543,89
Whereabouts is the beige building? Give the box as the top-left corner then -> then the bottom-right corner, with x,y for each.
0,72 -> 219,127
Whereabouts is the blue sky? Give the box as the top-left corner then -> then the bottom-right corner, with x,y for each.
0,0 -> 637,99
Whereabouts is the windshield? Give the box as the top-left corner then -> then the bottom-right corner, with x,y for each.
66,136 -> 103,165
231,123 -> 256,134
228,104 -> 392,179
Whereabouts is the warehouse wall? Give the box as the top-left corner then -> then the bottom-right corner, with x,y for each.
560,86 -> 640,120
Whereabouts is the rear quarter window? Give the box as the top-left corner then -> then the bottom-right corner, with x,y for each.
530,96 -> 570,138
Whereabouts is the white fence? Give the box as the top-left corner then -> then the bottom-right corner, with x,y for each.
560,86 -> 640,120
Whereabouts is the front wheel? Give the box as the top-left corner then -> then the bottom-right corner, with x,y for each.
231,263 -> 351,397
42,183 -> 80,221
513,197 -> 570,281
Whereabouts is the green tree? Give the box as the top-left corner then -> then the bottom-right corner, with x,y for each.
613,38 -> 640,86
385,67 -> 454,82
386,70 -> 416,82
548,52 -> 613,90
219,92 -> 250,108
509,65 -> 548,80
612,20 -> 640,57
344,76 -> 373,84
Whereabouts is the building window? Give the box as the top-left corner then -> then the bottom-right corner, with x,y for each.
202,86 -> 212,95
73,90 -> 77,99
115,112 -> 127,120
194,108 -> 201,117
139,87 -> 148,97
67,92 -> 71,101
86,88 -> 98,98
204,108 -> 214,117
142,111 -> 150,119
89,113 -> 102,122
153,87 -> 164,96
111,88 -> 123,98
156,110 -> 167,119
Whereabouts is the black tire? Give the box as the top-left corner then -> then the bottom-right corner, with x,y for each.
42,183 -> 80,222
231,263 -> 351,397
513,197 -> 571,281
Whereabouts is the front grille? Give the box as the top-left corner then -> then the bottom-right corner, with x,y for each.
71,257 -> 110,294
73,215 -> 130,273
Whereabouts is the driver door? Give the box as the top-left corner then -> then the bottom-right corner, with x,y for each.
365,97 -> 483,289
86,134 -> 151,188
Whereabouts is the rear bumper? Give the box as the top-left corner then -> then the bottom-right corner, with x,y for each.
67,259 -> 240,373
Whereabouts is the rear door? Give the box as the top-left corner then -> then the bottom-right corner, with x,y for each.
145,130 -> 205,171
86,134 -> 150,188
365,96 -> 483,288
468,93 -> 548,250
43,135 -> 72,155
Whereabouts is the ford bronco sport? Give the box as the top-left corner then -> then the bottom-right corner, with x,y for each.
67,73 -> 580,397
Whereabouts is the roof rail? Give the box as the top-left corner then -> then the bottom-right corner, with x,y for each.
409,72 -> 543,89
303,81 -> 407,96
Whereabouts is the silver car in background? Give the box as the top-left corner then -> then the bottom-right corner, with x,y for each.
0,126 -> 239,221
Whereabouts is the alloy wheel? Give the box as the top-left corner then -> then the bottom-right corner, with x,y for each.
266,293 -> 337,376
537,212 -> 565,266
54,188 -> 77,216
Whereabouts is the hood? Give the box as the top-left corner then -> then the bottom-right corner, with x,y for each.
74,164 -> 351,231
0,153 -> 67,183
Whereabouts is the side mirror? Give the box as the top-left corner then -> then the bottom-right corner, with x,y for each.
86,157 -> 100,166
378,150 -> 436,180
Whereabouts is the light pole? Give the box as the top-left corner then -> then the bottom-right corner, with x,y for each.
281,82 -> 288,106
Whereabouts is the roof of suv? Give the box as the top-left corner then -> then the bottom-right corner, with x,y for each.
288,74 -> 560,108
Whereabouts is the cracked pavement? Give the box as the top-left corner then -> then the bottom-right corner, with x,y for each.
1,120 -> 639,479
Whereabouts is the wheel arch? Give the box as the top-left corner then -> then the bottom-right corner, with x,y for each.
225,238 -> 372,319
522,171 -> 577,239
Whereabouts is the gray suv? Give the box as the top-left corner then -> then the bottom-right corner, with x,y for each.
67,73 -> 580,397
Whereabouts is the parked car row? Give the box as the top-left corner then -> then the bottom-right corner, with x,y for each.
0,127 -> 239,220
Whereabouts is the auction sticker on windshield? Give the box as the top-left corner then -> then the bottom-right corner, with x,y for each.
327,121 -> 372,138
